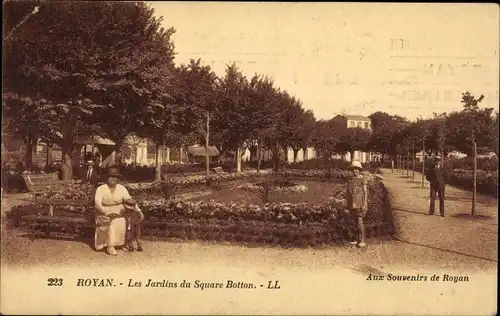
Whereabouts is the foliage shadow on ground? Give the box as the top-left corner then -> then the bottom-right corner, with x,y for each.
450,213 -> 494,221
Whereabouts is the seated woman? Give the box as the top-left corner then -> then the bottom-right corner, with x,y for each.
94,168 -> 132,255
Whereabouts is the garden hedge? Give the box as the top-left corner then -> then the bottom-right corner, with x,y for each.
447,170 -> 498,197
6,170 -> 394,248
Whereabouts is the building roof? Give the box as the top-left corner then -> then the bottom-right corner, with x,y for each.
342,114 -> 371,121
187,145 -> 220,157
75,135 -> 148,146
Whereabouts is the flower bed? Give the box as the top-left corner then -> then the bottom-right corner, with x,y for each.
237,182 -> 308,194
6,171 -> 393,247
126,169 -> 346,198
126,171 -> 266,198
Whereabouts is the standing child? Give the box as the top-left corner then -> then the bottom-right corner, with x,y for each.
345,161 -> 368,248
122,199 -> 145,252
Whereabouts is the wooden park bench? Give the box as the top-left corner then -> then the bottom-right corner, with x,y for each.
19,198 -> 93,241
22,173 -> 74,197
21,215 -> 91,241
212,167 -> 227,175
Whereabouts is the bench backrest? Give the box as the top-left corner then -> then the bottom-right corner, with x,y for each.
22,173 -> 70,193
212,167 -> 225,174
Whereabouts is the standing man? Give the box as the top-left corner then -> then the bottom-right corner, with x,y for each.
83,160 -> 100,187
425,156 -> 448,217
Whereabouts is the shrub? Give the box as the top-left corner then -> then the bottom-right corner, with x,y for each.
447,156 -> 498,172
287,158 -> 381,174
447,170 -> 498,197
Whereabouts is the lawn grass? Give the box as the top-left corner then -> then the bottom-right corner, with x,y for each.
188,181 -> 344,205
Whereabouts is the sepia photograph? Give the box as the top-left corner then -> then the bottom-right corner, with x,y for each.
1,1 -> 498,315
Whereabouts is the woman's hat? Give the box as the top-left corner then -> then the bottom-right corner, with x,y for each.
107,167 -> 121,178
123,198 -> 136,210
349,160 -> 363,170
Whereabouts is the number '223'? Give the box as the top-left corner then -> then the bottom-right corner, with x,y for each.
47,278 -> 63,286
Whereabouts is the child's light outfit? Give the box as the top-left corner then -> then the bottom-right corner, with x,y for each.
346,175 -> 368,217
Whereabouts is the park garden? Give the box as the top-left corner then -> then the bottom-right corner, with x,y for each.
2,2 -> 497,248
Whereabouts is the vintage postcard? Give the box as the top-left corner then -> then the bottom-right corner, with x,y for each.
1,2 -> 498,315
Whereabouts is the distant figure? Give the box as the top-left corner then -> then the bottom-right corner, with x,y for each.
94,152 -> 103,168
425,156 -> 448,217
345,160 -> 369,248
84,152 -> 94,164
83,160 -> 100,187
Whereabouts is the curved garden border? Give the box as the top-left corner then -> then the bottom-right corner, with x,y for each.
7,170 -> 394,248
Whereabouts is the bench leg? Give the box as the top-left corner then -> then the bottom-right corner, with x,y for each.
28,223 -> 37,241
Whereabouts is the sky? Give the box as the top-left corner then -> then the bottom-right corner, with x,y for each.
149,2 -> 499,121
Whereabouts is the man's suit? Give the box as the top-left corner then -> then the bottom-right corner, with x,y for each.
425,161 -> 448,216
82,167 -> 100,187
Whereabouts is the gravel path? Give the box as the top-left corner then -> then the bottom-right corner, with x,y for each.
380,168 -> 498,262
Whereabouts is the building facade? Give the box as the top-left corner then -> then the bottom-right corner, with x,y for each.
332,114 -> 378,163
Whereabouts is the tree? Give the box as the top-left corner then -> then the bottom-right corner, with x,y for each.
445,93 -> 494,156
3,1 -> 174,180
2,94 -> 53,169
336,127 -> 372,162
212,63 -> 255,173
310,119 -> 342,175
457,92 -> 491,216
284,106 -> 316,163
493,112 -> 499,157
367,112 -> 407,160
92,21 -> 177,167
262,90 -> 303,172
175,60 -> 218,180
246,74 -> 279,172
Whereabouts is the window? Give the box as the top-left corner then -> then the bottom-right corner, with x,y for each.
364,122 -> 369,129
349,121 -> 355,127
357,122 -> 362,128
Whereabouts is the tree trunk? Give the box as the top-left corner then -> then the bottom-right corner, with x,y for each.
249,145 -> 255,162
293,148 -> 299,163
412,144 -> 415,182
272,142 -> 280,172
406,152 -> 410,177
179,146 -> 184,163
154,142 -> 161,181
257,137 -> 262,173
114,140 -> 123,167
421,141 -> 425,188
165,147 -> 170,163
46,143 -> 53,166
25,138 -> 37,170
350,150 -> 355,162
133,145 -> 138,166
236,147 -> 242,173
472,140 -> 477,216
205,110 -> 210,180
303,147 -> 308,160
61,116 -> 74,181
